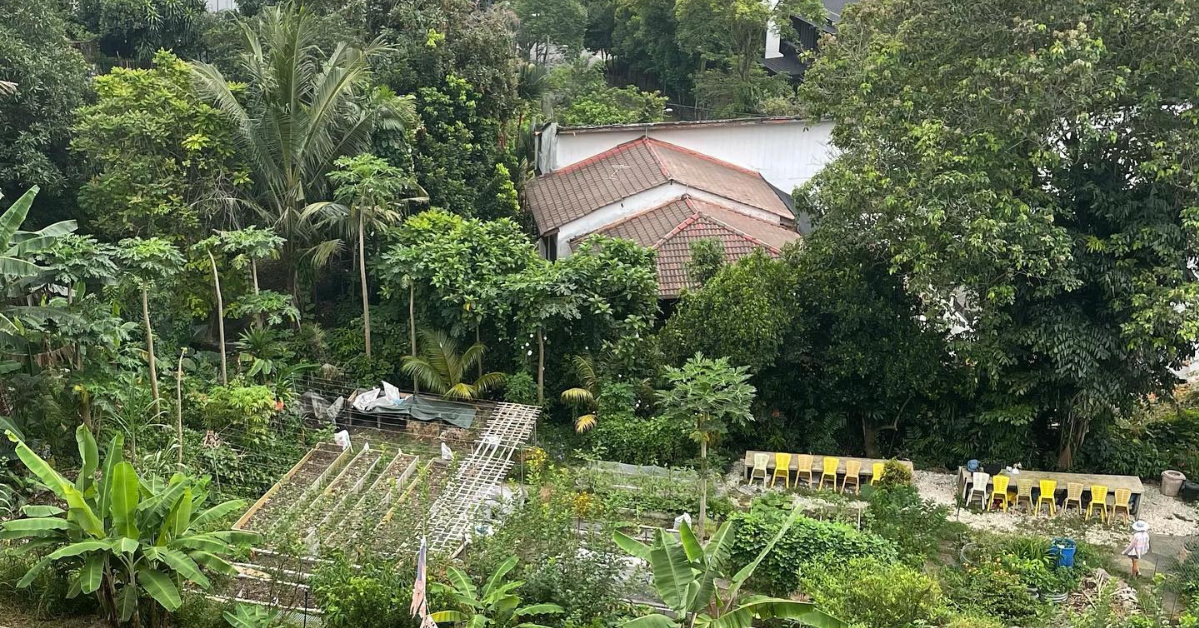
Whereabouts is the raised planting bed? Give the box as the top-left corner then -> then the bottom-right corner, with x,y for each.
276,445 -> 382,544
237,444 -> 347,533
302,447 -> 390,549
369,460 -> 448,555
325,452 -> 420,547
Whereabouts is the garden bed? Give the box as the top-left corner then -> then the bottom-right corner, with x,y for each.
284,446 -> 385,541
370,460 -> 449,554
237,444 -> 346,533
325,452 -> 420,547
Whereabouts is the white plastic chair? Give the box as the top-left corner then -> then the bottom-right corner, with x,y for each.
965,472 -> 991,508
749,453 -> 770,486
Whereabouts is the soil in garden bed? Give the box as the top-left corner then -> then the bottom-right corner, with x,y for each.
295,448 -> 386,536
326,453 -> 420,547
369,463 -> 449,555
228,575 -> 315,612
241,446 -> 342,533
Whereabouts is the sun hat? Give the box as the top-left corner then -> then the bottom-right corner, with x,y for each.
1132,520 -> 1149,532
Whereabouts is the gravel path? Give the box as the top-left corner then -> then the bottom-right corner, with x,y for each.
914,470 -> 1199,547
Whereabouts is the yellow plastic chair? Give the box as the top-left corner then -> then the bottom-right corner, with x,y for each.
749,453 -> 770,486
1111,488 -> 1132,526
870,462 -> 884,485
1087,485 -> 1109,522
1035,480 -> 1057,517
818,457 -> 840,490
795,454 -> 814,487
1015,479 -> 1034,512
1061,482 -> 1084,517
988,475 -> 1010,512
842,460 -> 863,494
770,453 -> 792,489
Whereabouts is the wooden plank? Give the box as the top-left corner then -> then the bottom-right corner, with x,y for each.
743,450 -> 914,479
235,444 -> 332,530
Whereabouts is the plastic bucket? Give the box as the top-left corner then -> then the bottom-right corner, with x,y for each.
1052,538 -> 1077,568
1162,470 -> 1186,497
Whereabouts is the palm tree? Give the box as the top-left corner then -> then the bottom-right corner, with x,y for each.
306,154 -> 425,358
560,355 -> 599,432
189,3 -> 414,300
402,329 -> 506,401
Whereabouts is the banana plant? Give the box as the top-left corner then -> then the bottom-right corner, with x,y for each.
431,556 -> 564,628
0,425 -> 258,627
613,504 -> 845,628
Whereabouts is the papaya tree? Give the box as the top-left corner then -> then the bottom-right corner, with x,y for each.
613,504 -> 843,628
0,426 -> 257,627
115,238 -> 183,416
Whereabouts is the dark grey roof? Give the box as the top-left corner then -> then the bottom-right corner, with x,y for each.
762,55 -> 807,78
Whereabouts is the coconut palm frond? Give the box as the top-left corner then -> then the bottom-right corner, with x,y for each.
402,356 -> 449,395
472,371 -> 506,395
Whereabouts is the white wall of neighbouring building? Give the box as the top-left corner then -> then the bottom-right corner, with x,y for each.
537,118 -> 837,193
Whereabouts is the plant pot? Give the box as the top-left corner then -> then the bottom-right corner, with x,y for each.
1162,470 -> 1186,497
1181,480 -> 1199,503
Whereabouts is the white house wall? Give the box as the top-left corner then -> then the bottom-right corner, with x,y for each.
554,183 -> 784,256
547,121 -> 836,193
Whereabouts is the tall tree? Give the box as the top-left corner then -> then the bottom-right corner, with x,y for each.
0,0 -> 90,224
800,0 -> 1199,467
658,354 -> 755,537
514,0 -> 587,64
73,51 -> 245,241
190,3 -> 415,300
115,237 -> 183,417
310,154 -> 425,358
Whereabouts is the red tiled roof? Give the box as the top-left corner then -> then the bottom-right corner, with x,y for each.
525,137 -> 792,232
577,196 -> 802,298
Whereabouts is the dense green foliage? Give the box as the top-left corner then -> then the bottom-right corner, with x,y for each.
0,0 -> 91,223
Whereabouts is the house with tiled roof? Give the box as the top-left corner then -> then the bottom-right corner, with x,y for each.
525,124 -> 823,297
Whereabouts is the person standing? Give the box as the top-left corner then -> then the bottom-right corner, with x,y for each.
1122,520 -> 1151,577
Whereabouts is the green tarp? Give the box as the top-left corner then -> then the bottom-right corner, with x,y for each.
394,394 -> 476,429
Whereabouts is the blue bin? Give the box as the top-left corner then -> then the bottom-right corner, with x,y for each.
1051,538 -> 1077,568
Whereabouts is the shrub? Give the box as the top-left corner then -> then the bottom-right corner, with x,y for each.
877,459 -> 913,487
202,384 -> 277,444
0,549 -> 97,620
939,557 -> 1046,624
310,556 -> 426,628
729,505 -> 899,596
865,485 -> 951,562
802,556 -> 948,628
504,371 -> 539,406
521,548 -> 627,625
589,413 -> 695,466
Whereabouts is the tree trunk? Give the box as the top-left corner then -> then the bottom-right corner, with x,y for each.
358,212 -> 372,358
176,349 -> 185,465
476,325 -> 483,379
141,287 -> 161,417
250,258 -> 263,329
698,438 -> 708,539
861,417 -> 880,458
409,282 -> 418,393
208,250 -> 227,386
537,327 -> 545,406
